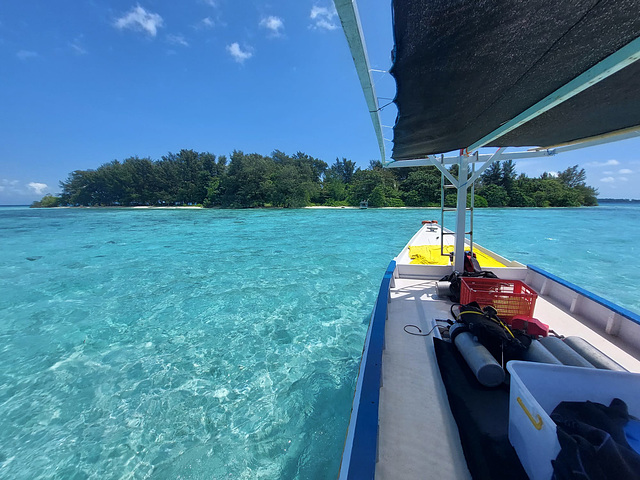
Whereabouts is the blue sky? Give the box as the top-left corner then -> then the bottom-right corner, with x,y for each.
1,0 -> 638,204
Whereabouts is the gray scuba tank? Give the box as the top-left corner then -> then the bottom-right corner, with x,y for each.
563,336 -> 627,371
538,335 -> 595,368
522,339 -> 563,365
450,322 -> 505,387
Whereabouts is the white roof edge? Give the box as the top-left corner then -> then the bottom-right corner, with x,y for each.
386,124 -> 640,169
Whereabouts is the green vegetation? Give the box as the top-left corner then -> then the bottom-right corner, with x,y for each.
33,149 -> 598,208
477,161 -> 598,207
30,194 -> 61,208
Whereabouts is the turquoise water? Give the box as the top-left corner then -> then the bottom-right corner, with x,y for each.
0,205 -> 638,479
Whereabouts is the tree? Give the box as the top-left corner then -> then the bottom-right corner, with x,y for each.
322,179 -> 347,205
400,168 -> 441,206
369,185 -> 386,207
558,165 -> 587,188
474,194 -> 488,208
481,184 -> 510,207
575,184 -> 599,206
218,151 -> 276,207
481,162 -> 502,186
348,169 -> 385,205
508,186 -> 535,207
328,158 -> 357,184
31,194 -> 60,208
292,151 -> 327,184
271,164 -> 309,208
501,159 -> 517,193
60,170 -> 95,205
202,178 -> 221,207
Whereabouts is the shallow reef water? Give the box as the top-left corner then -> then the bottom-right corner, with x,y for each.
0,204 -> 637,479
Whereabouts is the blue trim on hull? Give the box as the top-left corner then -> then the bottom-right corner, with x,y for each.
527,264 -> 640,326
346,260 -> 396,479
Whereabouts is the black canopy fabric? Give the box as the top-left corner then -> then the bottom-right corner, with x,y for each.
390,0 -> 640,160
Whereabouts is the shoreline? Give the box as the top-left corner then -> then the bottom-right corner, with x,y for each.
24,204 -> 611,210
304,205 -> 440,209
37,205 -> 441,210
51,205 -> 204,209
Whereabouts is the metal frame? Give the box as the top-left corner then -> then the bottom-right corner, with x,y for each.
387,127 -> 640,271
334,0 -> 386,163
391,148 -> 509,270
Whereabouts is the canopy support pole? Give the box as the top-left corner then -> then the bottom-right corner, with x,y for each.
424,149 -> 506,271
454,153 -> 470,272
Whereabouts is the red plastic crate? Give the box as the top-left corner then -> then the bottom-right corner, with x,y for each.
459,277 -> 537,321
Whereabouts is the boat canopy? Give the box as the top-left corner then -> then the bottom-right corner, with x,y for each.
390,0 -> 640,160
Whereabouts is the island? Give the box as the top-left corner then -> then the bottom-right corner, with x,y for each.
32,149 -> 598,208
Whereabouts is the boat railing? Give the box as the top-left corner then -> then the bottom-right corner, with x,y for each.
338,260 -> 396,479
525,266 -> 640,356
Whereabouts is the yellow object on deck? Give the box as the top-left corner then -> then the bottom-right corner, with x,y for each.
408,245 -> 506,268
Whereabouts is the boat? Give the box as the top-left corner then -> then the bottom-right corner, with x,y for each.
360,200 -> 368,209
334,1 -> 640,478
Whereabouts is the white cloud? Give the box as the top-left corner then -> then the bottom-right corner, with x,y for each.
310,5 -> 338,30
226,42 -> 253,63
600,177 -> 615,183
0,179 -> 18,193
28,182 -> 48,195
200,17 -> 215,28
69,37 -> 88,55
202,0 -> 218,6
16,50 -> 38,60
586,159 -> 620,167
603,170 -> 613,175
114,5 -> 163,37
0,179 -> 44,197
166,34 -> 188,47
619,168 -> 633,174
619,177 -> 629,182
260,16 -> 284,36
194,15 -> 225,30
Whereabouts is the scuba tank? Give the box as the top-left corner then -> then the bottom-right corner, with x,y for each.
449,322 -> 505,387
563,336 -> 627,371
522,339 -> 562,365
538,336 -> 595,368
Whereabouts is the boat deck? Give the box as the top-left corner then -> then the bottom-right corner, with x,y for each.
338,223 -> 640,479
377,278 -> 470,479
376,275 -> 640,480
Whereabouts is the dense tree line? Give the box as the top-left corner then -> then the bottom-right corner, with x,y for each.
475,161 -> 598,207
34,149 -> 598,208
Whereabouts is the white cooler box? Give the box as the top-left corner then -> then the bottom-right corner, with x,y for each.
506,361 -> 640,480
